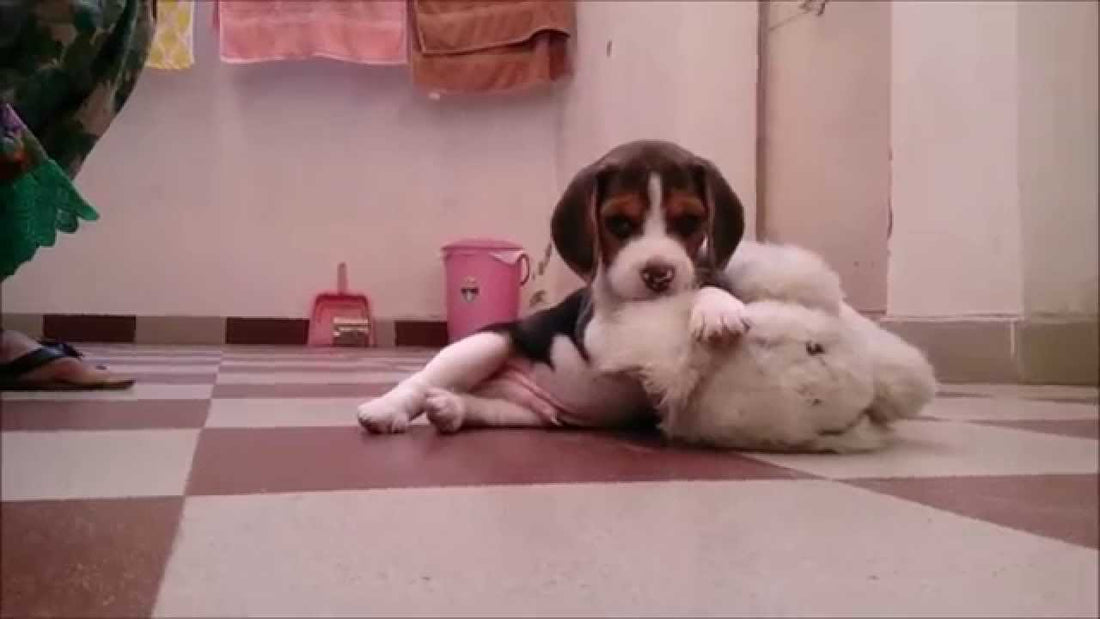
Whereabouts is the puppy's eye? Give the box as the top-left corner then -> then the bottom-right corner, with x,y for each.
605,215 -> 636,239
806,342 -> 825,356
670,214 -> 703,237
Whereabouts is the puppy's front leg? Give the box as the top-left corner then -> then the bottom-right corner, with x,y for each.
689,286 -> 749,345
357,332 -> 511,433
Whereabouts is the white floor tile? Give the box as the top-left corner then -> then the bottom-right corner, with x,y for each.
154,480 -> 1098,618
205,398 -> 425,428
219,359 -> 390,369
80,345 -> 223,353
220,352 -> 420,362
749,419 -> 1099,479
924,396 -> 1099,421
95,364 -> 220,375
82,347 -> 222,362
85,355 -> 221,365
214,371 -> 414,385
941,384 -> 1099,401
1,430 -> 198,501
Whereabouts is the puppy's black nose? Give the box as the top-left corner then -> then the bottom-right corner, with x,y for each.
641,263 -> 675,293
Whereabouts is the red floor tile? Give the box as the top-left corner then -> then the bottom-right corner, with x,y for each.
851,474 -> 1099,548
1,497 -> 183,618
187,426 -> 809,496
1,400 -> 209,431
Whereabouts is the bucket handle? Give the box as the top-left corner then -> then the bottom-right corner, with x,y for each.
519,252 -> 531,285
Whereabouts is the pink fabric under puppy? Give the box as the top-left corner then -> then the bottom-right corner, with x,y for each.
216,1 -> 406,65
473,359 -> 571,426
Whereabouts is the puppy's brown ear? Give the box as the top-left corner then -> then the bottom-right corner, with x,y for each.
551,162 -> 611,281
693,158 -> 745,270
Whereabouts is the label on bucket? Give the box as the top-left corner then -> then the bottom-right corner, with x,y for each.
460,277 -> 479,303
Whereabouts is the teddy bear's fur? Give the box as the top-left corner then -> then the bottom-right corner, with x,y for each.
587,241 -> 937,453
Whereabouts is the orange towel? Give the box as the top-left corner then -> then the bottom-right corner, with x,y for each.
216,0 -> 407,65
409,0 -> 575,95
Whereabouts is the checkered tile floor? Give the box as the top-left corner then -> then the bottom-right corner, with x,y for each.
2,345 -> 1097,617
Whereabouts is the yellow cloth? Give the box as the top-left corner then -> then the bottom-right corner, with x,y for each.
147,0 -> 195,70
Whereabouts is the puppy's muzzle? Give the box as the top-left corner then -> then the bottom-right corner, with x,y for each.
641,262 -> 675,293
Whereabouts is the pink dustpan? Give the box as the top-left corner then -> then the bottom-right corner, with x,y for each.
308,263 -> 374,347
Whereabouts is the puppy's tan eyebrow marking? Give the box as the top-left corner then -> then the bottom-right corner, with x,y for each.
600,195 -> 645,221
666,192 -> 706,218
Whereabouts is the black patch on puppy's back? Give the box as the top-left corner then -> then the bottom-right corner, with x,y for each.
480,288 -> 594,369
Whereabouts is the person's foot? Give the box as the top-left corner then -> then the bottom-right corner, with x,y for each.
0,330 -> 134,390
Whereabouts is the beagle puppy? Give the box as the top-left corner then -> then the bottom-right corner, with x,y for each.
357,140 -> 749,434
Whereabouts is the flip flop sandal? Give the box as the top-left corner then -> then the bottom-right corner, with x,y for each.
0,346 -> 135,391
37,338 -> 109,370
38,338 -> 84,359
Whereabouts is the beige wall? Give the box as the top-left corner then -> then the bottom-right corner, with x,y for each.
4,2 -> 559,319
550,0 -> 759,303
889,0 -> 1098,320
888,1 -> 1025,318
1017,1 -> 1099,317
7,1 -> 1092,326
759,0 -> 891,313
3,1 -> 759,320
761,0 -> 1097,321
556,1 -> 758,203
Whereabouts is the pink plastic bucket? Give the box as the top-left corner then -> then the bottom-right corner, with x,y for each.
442,239 -> 530,342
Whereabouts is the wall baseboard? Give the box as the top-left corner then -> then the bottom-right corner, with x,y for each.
4,313 -> 1097,385
2,314 -> 450,349
879,316 -> 1098,386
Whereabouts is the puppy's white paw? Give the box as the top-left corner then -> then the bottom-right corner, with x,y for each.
357,385 -> 423,434
690,287 -> 749,345
357,401 -> 411,434
424,388 -> 466,434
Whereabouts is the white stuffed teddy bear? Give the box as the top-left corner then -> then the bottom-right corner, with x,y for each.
586,241 -> 937,453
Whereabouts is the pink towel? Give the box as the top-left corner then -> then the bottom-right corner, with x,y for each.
215,1 -> 407,65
